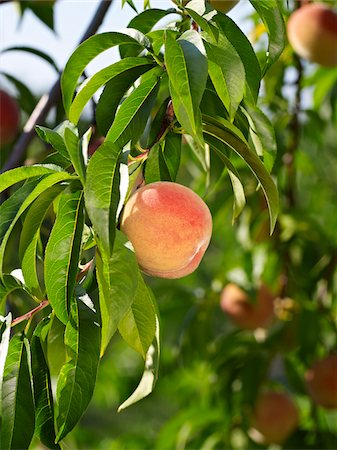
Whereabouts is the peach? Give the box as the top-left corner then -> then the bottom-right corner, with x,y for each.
0,90 -> 20,146
208,0 -> 239,14
220,283 -> 275,330
251,391 -> 299,445
305,354 -> 337,409
287,3 -> 337,67
120,182 -> 212,279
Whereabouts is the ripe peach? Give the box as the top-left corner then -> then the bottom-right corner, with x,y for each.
287,3 -> 337,67
220,283 -> 274,330
305,354 -> 337,409
120,182 -> 212,279
251,391 -> 299,445
0,90 -> 20,146
208,0 -> 239,13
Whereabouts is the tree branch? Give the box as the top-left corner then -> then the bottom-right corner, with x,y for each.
11,300 -> 50,328
1,0 -> 114,173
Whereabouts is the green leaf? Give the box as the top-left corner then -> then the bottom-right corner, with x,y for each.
69,58 -> 155,125
0,71 -> 36,115
0,178 -> 38,246
186,8 -> 219,42
161,132 -> 181,181
96,231 -> 139,355
204,39 -> 245,120
0,335 -> 35,450
46,313 -> 66,381
205,134 -> 246,220
64,127 -> 86,184
165,30 -> 208,146
31,318 -> 60,449
96,63 -> 155,136
24,0 -> 55,30
249,0 -> 285,73
213,13 -> 261,103
119,273 -> 156,359
0,277 -> 24,313
19,184 -> 66,298
84,142 -> 127,256
118,313 -> 160,412
120,8 -> 176,58
0,172 -> 74,279
45,190 -> 84,325
61,32 -> 148,114
202,115 -> 279,231
0,313 -> 12,397
55,288 -> 101,442
241,102 -> 277,173
106,67 -> 162,147
1,46 -> 59,73
0,164 -> 63,193
36,122 -> 79,161
144,142 -> 172,183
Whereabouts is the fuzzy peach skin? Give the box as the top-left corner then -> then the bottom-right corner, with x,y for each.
120,182 -> 212,279
251,391 -> 299,445
305,354 -> 337,409
208,0 -> 239,14
287,3 -> 337,67
0,90 -> 20,146
220,283 -> 275,330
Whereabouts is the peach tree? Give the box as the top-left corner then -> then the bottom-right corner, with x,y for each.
0,0 -> 336,449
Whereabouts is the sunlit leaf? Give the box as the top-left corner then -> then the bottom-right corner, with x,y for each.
118,313 -> 160,412
119,273 -> 156,359
55,288 -> 101,442
45,190 -> 84,325
0,335 -> 35,450
96,231 -> 139,355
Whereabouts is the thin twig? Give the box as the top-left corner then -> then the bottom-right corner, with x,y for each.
11,300 -> 50,328
1,0 -> 114,173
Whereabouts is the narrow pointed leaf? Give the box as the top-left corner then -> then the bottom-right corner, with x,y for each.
55,289 -> 101,442
19,184 -> 66,298
36,121 -> 79,161
118,273 -> 156,359
0,173 -> 74,278
204,40 -> 245,119
0,335 -> 35,450
213,13 -> 261,102
70,58 -> 155,125
118,314 -> 160,412
96,63 -> 156,136
64,127 -> 86,184
45,190 -> 84,325
96,231 -> 139,355
106,67 -> 162,147
31,318 -> 60,449
144,142 -> 172,183
120,8 -> 176,58
165,30 -> 207,146
203,115 -> 279,231
0,277 -> 24,312
0,313 -> 12,397
84,142 -> 128,256
0,164 -> 63,193
205,134 -> 246,220
61,32 -> 148,114
249,0 -> 285,73
1,46 -> 59,73
241,102 -> 277,173
0,178 -> 38,246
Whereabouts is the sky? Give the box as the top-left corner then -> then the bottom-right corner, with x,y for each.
0,0 -> 252,95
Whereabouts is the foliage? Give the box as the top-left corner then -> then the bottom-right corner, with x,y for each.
0,0 -> 337,449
